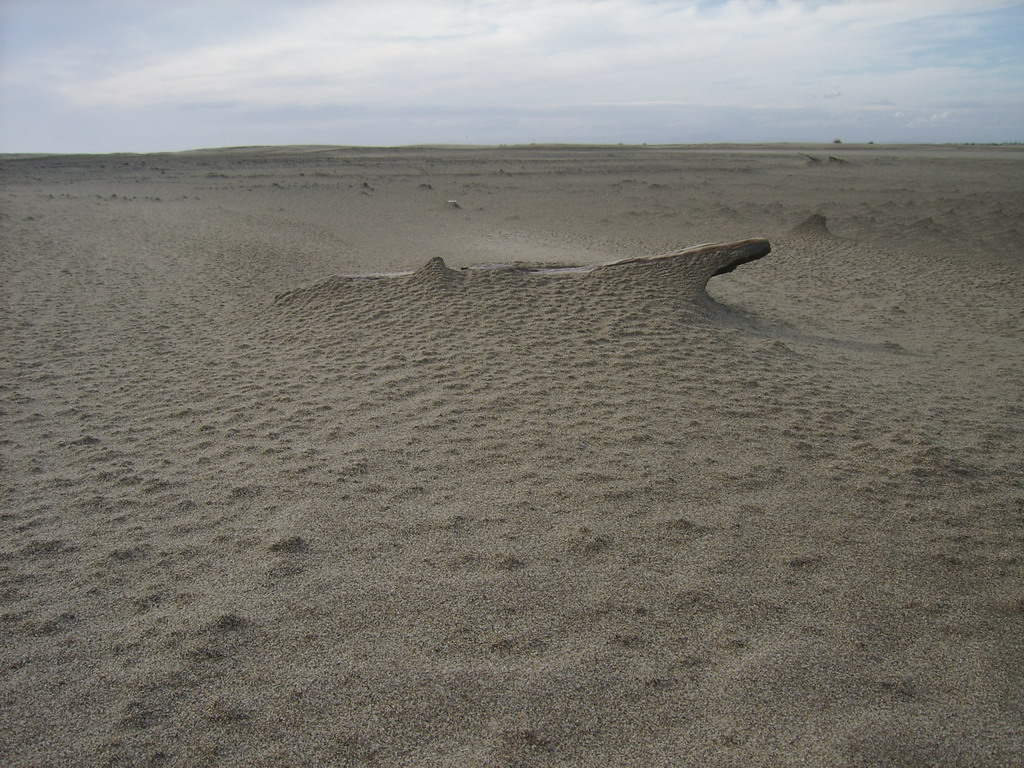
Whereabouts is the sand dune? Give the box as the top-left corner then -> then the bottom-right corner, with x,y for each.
1,145 -> 1022,766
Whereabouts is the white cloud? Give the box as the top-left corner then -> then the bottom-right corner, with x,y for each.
2,0 -> 1021,150
34,0 -> 1014,110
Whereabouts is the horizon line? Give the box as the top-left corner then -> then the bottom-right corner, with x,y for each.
3,140 -> 1023,158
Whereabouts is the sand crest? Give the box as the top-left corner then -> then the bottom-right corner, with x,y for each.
1,145 -> 1022,766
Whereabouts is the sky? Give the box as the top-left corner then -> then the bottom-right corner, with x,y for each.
1,0 -> 1022,153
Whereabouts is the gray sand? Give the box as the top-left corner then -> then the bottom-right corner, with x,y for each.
2,144 -> 1022,766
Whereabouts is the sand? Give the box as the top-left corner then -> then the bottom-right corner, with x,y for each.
1,144 -> 1022,766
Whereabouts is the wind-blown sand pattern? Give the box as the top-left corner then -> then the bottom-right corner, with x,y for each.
2,145 -> 1022,766
272,238 -> 772,331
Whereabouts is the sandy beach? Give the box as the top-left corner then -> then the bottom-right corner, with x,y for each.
2,144 -> 1022,766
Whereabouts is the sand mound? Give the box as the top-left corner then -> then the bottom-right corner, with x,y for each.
789,213 -> 836,240
272,239 -> 771,335
409,254 -> 461,288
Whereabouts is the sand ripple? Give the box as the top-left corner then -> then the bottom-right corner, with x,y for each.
2,147 -> 1022,767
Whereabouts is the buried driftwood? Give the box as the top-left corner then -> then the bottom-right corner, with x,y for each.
272,238 -> 771,311
337,238 -> 769,284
